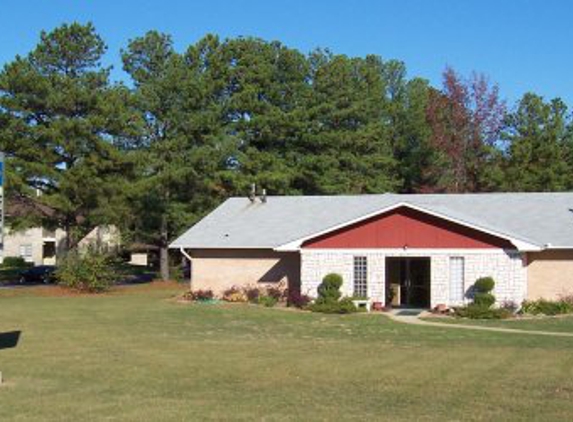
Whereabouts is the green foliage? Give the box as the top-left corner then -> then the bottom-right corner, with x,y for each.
310,273 -> 357,314
317,273 -> 343,302
474,277 -> 495,293
3,23 -> 573,282
503,93 -> 573,192
0,23 -> 136,247
473,293 -> 495,307
168,265 -> 184,282
470,277 -> 497,310
520,299 -> 573,316
258,295 -> 278,308
121,31 -> 235,280
454,303 -> 512,320
309,297 -> 357,314
56,249 -> 119,292
2,256 -> 28,269
455,277 -> 499,319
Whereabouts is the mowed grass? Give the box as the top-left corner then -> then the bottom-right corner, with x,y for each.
1,285 -> 573,421
423,314 -> 573,333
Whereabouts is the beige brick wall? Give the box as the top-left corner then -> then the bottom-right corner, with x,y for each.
527,250 -> 573,300
187,249 -> 300,295
2,227 -> 66,266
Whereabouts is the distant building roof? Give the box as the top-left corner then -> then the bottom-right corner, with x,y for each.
170,192 -> 573,251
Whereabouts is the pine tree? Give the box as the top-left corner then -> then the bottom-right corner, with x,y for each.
502,93 -> 571,191
122,32 -> 235,280
0,23 -> 134,248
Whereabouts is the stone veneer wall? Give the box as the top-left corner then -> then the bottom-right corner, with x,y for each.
300,249 -> 527,308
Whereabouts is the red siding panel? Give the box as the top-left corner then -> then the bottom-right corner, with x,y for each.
303,207 -> 513,249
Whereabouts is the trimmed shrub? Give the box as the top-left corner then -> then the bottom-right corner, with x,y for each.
455,277 -> 504,319
287,291 -> 312,309
474,277 -> 495,294
309,273 -> 358,314
56,250 -> 119,293
3,256 -> 28,269
317,273 -> 343,302
258,295 -> 278,307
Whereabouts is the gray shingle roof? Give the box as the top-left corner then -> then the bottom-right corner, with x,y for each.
169,193 -> 573,250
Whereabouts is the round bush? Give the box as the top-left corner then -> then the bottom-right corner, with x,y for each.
474,277 -> 495,293
317,273 -> 343,301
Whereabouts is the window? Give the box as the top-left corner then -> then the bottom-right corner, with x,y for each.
353,256 -> 368,297
449,257 -> 465,303
19,244 -> 33,262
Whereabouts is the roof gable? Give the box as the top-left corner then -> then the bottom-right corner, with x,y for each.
302,206 -> 515,249
282,202 -> 539,251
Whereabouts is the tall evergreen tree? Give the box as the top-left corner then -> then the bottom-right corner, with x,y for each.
379,60 -> 432,192
210,37 -> 310,194
295,51 -> 399,194
122,32 -> 235,280
502,93 -> 572,191
0,22 -> 134,248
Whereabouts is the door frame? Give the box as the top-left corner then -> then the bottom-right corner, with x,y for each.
385,257 -> 431,308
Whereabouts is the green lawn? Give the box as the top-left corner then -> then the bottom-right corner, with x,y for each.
1,286 -> 573,421
423,314 -> 573,333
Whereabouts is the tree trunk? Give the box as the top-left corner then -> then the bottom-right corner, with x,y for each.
159,214 -> 170,281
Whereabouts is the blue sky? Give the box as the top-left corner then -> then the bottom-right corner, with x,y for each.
2,0 -> 573,106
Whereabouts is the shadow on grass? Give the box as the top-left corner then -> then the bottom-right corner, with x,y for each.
0,331 -> 21,350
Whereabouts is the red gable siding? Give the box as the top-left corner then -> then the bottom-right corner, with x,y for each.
303,207 -> 513,249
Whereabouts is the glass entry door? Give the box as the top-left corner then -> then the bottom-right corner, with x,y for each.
386,257 -> 431,308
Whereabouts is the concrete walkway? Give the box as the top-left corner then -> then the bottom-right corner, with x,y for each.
385,309 -> 573,338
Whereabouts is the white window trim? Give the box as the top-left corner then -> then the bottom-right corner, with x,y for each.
353,256 -> 368,298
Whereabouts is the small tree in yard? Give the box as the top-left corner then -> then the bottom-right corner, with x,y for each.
309,273 -> 357,314
56,247 -> 119,293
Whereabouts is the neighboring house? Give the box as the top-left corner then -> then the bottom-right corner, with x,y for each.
170,192 -> 573,308
1,194 -> 121,266
77,225 -> 121,252
1,225 -> 120,266
3,226 -> 66,265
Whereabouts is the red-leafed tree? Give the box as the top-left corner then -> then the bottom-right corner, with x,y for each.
424,67 -> 506,192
